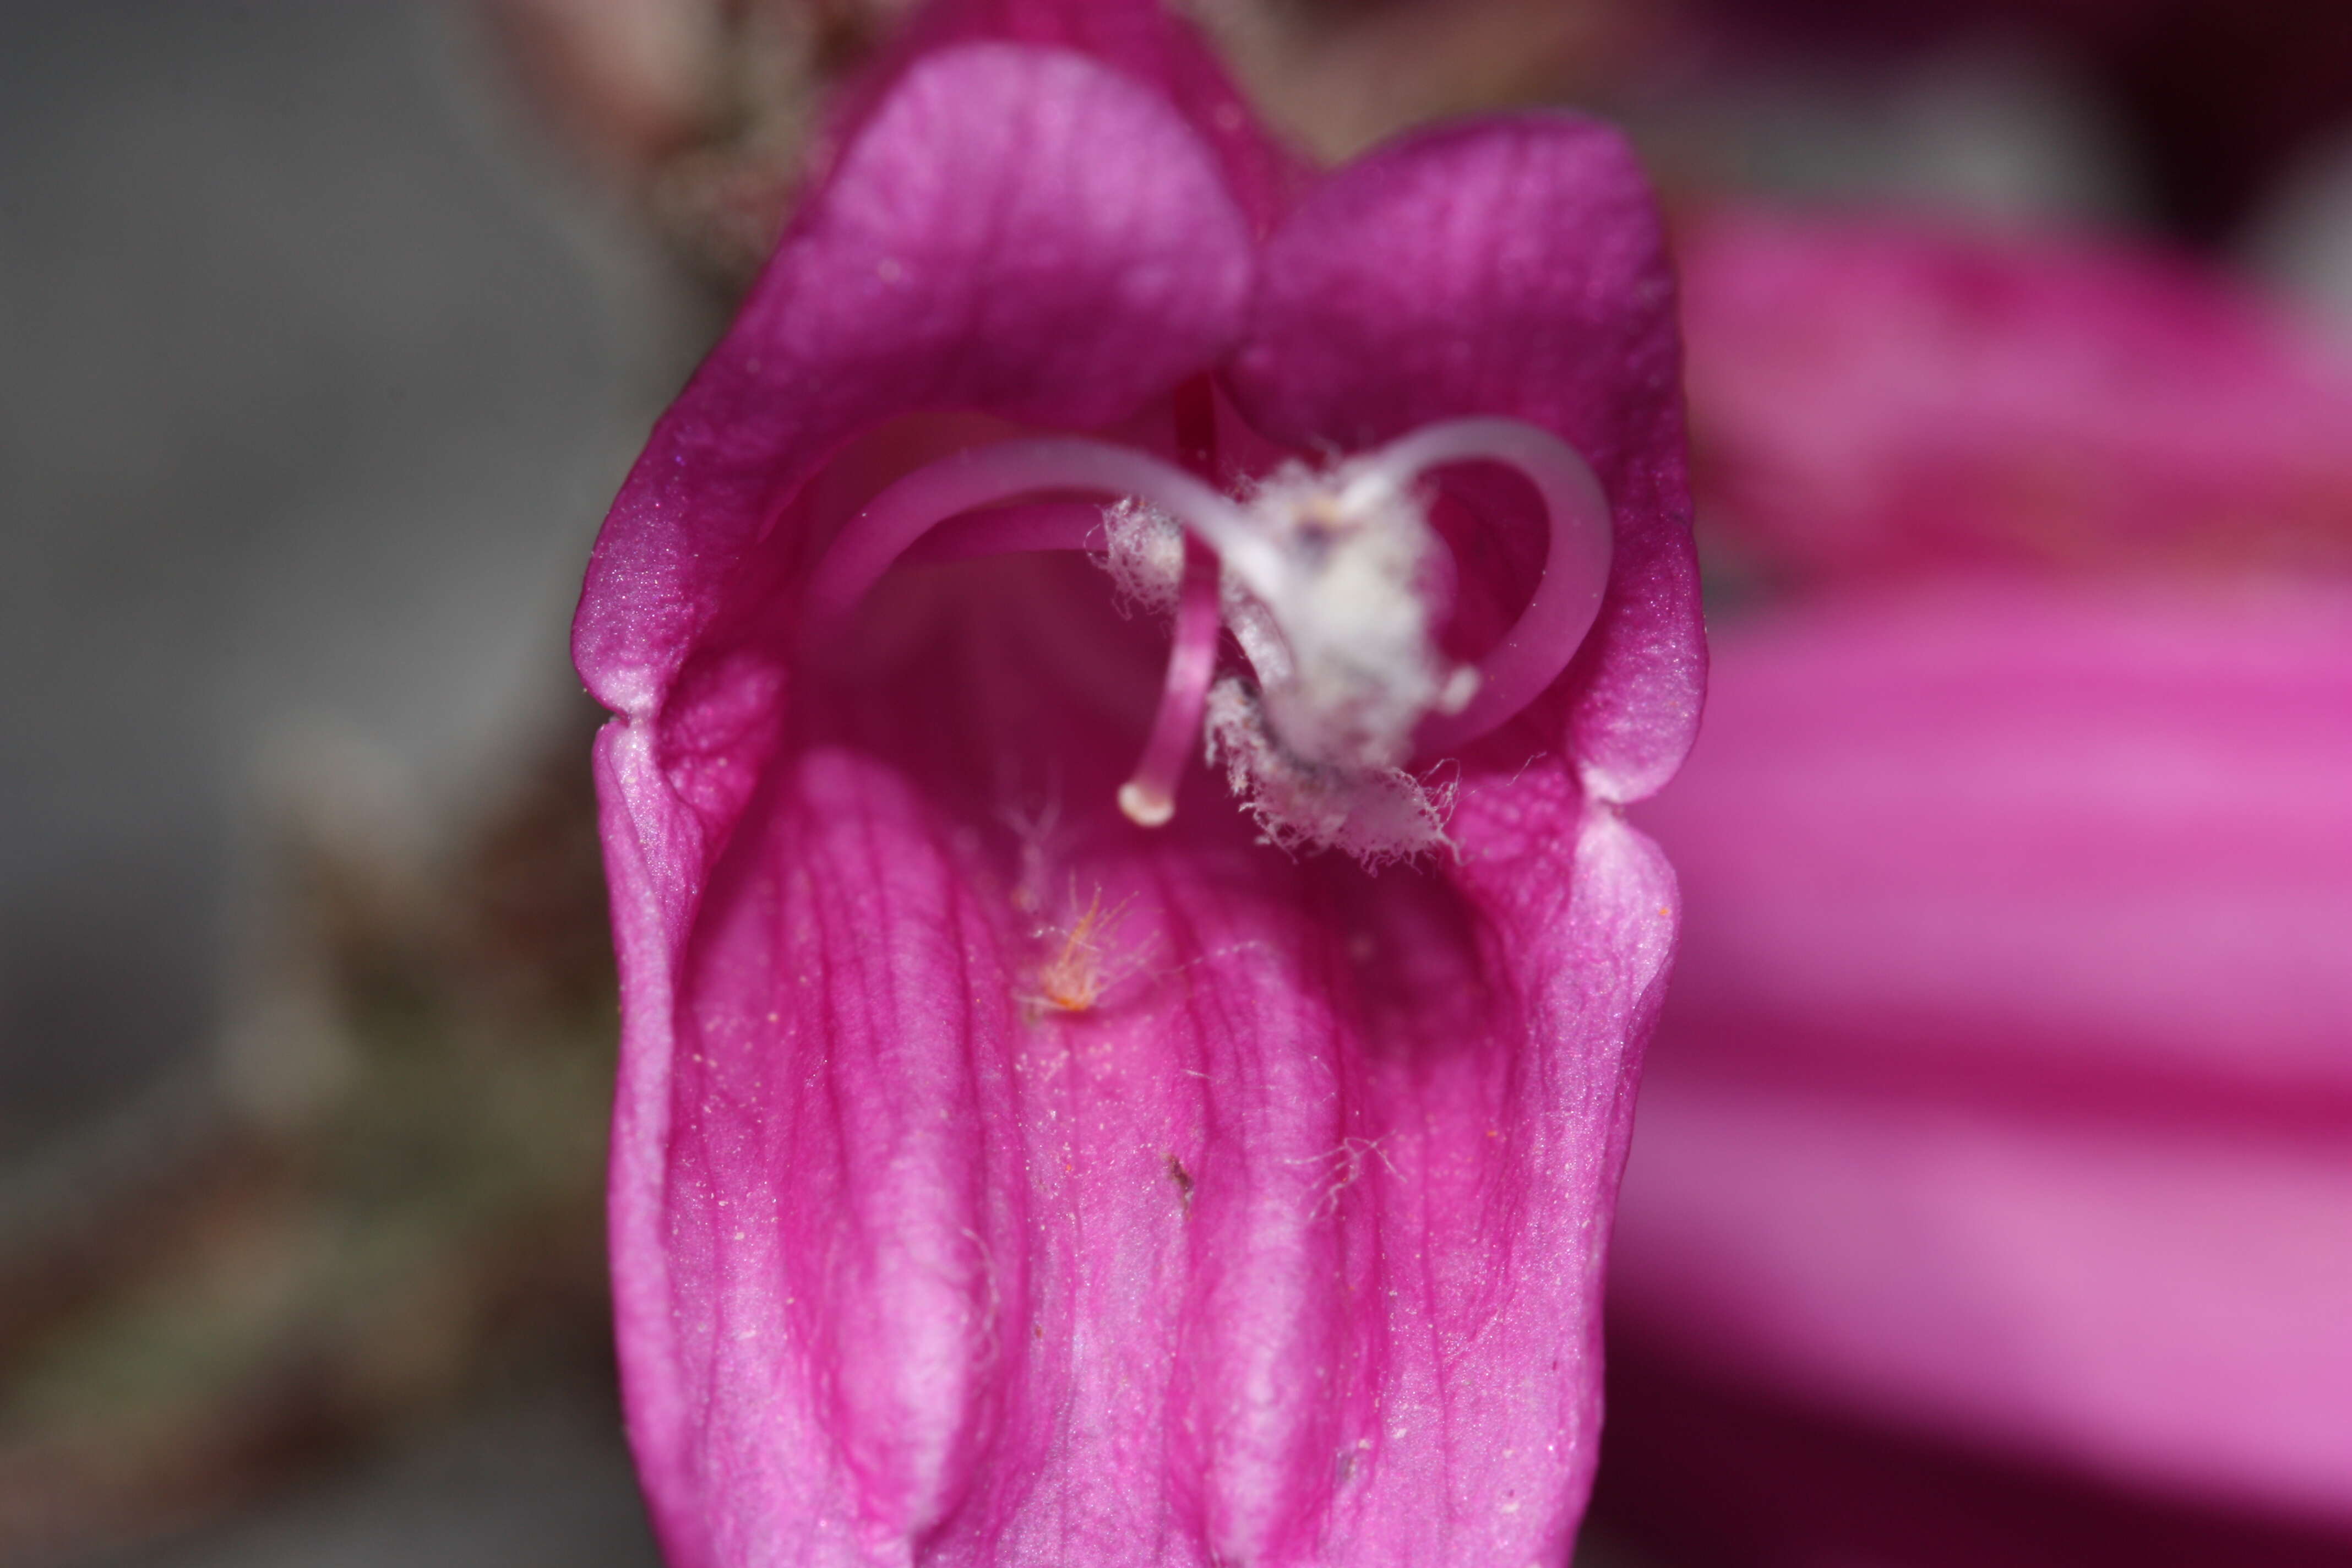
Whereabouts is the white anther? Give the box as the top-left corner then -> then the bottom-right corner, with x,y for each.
1203,679 -> 1456,867
1227,457 -> 1469,775
1098,498 -> 1183,618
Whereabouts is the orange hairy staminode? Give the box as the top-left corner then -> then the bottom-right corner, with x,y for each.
1031,884 -> 1142,1014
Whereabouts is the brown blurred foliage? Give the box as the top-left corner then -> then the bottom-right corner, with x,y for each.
475,0 -> 1703,292
0,702 -> 617,1566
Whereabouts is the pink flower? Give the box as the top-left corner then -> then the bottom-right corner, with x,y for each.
1680,206 -> 2352,578
571,4 -> 1701,1565
1618,196 -> 2352,1561
1600,585 -> 2352,1554
1600,199 -> 2352,1564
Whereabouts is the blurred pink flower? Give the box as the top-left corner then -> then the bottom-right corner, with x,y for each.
1607,195 -> 2352,1568
1681,207 -> 2352,577
571,3 -> 1701,1565
1605,581 -> 2352,1556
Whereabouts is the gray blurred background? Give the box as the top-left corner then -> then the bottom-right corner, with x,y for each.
2,2 -> 616,1145
3,6 -> 663,1562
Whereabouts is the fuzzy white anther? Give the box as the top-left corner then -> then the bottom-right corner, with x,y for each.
1228,456 -> 1470,776
1203,679 -> 1456,865
1099,498 -> 1184,619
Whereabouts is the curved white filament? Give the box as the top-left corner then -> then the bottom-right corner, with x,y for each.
800,418 -> 1614,790
803,438 -> 1286,634
1355,419 -> 1613,755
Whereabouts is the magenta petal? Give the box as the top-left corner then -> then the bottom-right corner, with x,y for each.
1225,117 -> 1702,804
619,732 -> 1676,1567
1616,1069 -> 2352,1528
580,36 -> 1701,1566
1682,206 -> 2352,575
841,0 -> 1308,235
1640,584 -> 2352,1096
573,40 -> 1256,725
1611,582 -> 2352,1525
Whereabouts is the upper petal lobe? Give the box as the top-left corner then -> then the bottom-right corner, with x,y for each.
1227,117 -> 1701,804
574,40 -> 1256,731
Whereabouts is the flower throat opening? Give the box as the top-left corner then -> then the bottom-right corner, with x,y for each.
803,388 -> 1611,865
